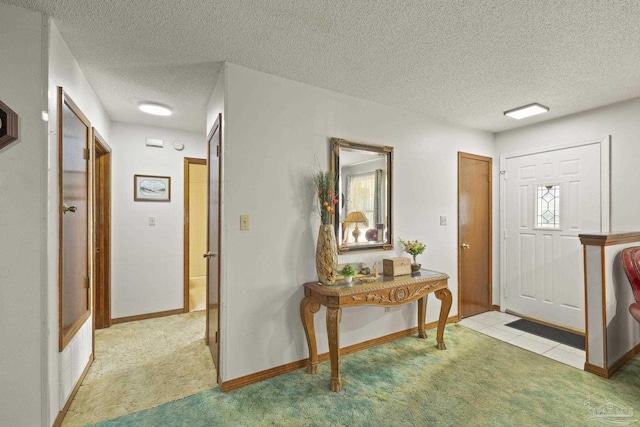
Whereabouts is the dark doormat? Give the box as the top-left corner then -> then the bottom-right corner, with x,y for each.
505,319 -> 585,351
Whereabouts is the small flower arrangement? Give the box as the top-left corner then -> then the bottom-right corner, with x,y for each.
399,238 -> 425,265
340,263 -> 356,277
314,171 -> 339,225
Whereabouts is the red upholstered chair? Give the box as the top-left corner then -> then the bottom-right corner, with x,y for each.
621,247 -> 640,323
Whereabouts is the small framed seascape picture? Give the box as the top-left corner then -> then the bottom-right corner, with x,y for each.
134,174 -> 171,201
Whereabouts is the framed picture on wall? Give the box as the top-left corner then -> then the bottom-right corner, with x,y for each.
134,174 -> 171,201
0,99 -> 19,150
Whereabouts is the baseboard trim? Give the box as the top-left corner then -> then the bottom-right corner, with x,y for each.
586,341 -> 640,378
112,308 -> 183,324
219,315 -> 458,392
584,362 -> 608,377
53,353 -> 94,427
608,342 -> 640,376
491,305 -> 500,311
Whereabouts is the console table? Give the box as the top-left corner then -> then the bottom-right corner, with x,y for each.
300,269 -> 451,392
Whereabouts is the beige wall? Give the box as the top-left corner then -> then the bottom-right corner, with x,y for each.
189,163 -> 208,277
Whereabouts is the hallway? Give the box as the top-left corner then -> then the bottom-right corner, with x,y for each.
61,311 -> 215,426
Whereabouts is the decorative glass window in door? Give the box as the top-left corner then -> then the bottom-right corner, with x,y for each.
536,184 -> 560,228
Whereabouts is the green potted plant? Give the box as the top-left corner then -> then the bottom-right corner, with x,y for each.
340,263 -> 356,284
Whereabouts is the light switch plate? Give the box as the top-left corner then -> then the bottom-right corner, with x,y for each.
440,215 -> 447,226
149,216 -> 156,226
240,214 -> 249,230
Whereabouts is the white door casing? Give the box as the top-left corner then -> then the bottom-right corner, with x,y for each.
500,136 -> 610,331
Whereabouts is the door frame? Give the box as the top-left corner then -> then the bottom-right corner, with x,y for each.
499,135 -> 611,310
58,88 -> 92,351
205,113 -> 222,385
93,129 -> 112,333
183,157 -> 207,313
457,152 -> 493,318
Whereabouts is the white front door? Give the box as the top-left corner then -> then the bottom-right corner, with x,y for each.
502,138 -> 609,331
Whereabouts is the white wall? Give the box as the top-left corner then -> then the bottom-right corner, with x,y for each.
207,64 -> 226,134
220,63 -> 494,382
110,123 -> 206,318
495,97 -> 640,231
47,20 -> 113,422
495,97 -> 640,302
0,4 -> 48,426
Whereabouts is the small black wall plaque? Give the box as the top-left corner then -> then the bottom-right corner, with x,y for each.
0,100 -> 19,150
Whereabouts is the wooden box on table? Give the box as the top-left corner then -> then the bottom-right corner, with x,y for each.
383,257 -> 411,276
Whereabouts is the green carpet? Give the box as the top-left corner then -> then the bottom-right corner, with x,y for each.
90,324 -> 640,426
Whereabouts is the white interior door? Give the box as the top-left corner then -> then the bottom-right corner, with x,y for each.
502,139 -> 608,331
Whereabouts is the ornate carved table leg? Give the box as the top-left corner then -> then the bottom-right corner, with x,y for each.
326,307 -> 342,392
417,295 -> 428,339
300,296 -> 321,374
434,288 -> 452,350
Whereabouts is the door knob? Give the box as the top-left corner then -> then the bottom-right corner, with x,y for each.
63,204 -> 77,214
203,252 -> 217,258
462,243 -> 470,250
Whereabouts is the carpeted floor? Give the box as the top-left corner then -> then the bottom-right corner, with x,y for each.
89,323 -> 640,427
62,311 -> 215,427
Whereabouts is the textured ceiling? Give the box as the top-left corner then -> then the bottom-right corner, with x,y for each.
5,0 -> 640,133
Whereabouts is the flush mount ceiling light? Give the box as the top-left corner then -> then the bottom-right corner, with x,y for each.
139,102 -> 172,116
504,103 -> 549,120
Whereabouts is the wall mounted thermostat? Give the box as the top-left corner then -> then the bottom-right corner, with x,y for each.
173,140 -> 184,151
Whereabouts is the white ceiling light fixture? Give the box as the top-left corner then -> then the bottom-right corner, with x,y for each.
139,102 -> 172,116
504,103 -> 549,120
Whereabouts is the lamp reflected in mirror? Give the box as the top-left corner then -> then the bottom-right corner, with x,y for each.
331,137 -> 393,253
344,211 -> 368,243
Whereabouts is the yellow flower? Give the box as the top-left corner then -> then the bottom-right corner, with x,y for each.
399,238 -> 425,256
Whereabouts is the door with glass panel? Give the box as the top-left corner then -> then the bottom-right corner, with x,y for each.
59,88 -> 91,350
503,142 -> 604,331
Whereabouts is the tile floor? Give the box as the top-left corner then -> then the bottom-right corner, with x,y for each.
459,311 -> 585,370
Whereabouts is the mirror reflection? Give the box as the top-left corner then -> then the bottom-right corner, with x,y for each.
331,138 -> 393,253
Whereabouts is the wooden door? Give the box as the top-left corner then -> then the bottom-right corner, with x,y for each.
504,143 -> 602,331
458,152 -> 492,318
59,88 -> 91,350
205,114 -> 222,382
94,130 -> 111,330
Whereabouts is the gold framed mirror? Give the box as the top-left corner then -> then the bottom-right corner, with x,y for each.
331,137 -> 393,253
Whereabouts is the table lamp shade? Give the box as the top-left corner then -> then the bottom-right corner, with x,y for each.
345,211 -> 368,227
345,211 -> 368,242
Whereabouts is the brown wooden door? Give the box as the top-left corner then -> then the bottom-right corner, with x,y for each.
94,131 -> 111,330
59,89 -> 91,350
458,152 -> 492,318
205,114 -> 222,383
